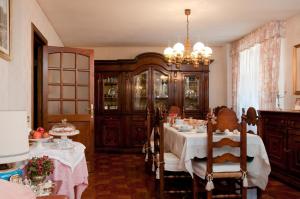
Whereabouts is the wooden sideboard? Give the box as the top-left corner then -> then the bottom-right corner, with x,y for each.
258,110 -> 300,189
95,53 -> 211,152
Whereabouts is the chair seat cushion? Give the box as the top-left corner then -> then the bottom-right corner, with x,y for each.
192,160 -> 241,179
157,153 -> 182,172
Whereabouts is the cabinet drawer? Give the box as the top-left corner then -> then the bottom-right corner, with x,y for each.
132,115 -> 147,121
103,116 -> 121,120
264,117 -> 286,128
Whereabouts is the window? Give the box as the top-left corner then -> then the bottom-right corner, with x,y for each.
237,44 -> 261,118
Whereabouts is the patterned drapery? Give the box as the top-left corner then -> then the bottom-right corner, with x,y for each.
231,20 -> 285,111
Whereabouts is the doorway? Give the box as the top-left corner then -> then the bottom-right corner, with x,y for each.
32,23 -> 47,129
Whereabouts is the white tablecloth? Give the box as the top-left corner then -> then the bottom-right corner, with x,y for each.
164,125 -> 271,190
29,141 -> 86,172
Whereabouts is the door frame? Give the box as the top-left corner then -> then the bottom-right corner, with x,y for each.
43,46 -> 95,170
31,23 -> 48,129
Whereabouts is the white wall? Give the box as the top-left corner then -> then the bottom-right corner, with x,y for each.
80,46 -> 228,108
283,13 -> 300,109
0,0 -> 63,118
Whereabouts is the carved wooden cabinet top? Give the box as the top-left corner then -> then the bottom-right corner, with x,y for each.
258,109 -> 300,114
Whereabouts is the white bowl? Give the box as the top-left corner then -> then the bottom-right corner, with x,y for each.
175,119 -> 184,125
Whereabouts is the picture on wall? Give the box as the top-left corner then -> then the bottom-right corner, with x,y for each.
0,0 -> 10,60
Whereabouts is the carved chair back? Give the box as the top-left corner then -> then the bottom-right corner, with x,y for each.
242,107 -> 261,136
207,108 -> 247,176
168,106 -> 181,117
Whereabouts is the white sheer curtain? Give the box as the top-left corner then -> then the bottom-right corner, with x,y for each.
237,44 -> 261,119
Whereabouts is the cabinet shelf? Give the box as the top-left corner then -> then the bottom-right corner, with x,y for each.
184,96 -> 199,100
104,83 -> 118,86
155,97 -> 168,100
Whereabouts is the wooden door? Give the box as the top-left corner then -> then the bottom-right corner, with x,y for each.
130,69 -> 149,147
264,126 -> 287,170
288,129 -> 300,175
43,46 -> 94,171
182,73 -> 202,119
151,67 -> 171,110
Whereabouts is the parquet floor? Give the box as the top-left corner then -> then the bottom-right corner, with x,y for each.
82,153 -> 300,199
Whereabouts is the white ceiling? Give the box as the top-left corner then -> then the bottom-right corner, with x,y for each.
37,0 -> 300,47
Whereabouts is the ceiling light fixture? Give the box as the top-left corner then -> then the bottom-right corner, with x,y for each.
163,9 -> 213,68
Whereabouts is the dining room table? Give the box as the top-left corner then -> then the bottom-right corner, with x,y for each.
163,122 -> 271,192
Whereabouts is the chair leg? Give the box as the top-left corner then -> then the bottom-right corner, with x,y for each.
257,187 -> 262,199
207,190 -> 212,199
159,167 -> 164,199
241,187 -> 247,199
193,174 -> 199,199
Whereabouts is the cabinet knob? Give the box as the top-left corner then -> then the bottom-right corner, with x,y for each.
288,121 -> 295,126
283,148 -> 291,153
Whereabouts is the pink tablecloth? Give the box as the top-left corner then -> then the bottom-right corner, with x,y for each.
50,157 -> 88,199
0,179 -> 35,199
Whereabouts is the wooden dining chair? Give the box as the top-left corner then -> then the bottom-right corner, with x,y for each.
153,107 -> 192,199
242,107 -> 261,137
242,107 -> 263,198
213,106 -> 227,117
168,106 -> 182,117
143,106 -> 155,173
192,108 -> 248,199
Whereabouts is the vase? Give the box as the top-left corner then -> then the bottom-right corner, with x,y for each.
30,175 -> 46,184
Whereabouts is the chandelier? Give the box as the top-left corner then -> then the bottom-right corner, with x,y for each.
163,9 -> 213,68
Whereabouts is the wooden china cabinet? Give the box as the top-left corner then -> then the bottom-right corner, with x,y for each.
95,53 -> 211,152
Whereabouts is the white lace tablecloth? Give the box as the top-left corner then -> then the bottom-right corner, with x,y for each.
164,125 -> 271,190
29,141 -> 86,172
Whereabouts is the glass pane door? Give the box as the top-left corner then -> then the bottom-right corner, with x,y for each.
133,71 -> 148,111
184,75 -> 200,110
47,52 -> 91,115
103,76 -> 119,110
153,70 -> 169,110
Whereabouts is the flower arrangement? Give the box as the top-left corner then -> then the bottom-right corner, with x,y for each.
27,156 -> 54,178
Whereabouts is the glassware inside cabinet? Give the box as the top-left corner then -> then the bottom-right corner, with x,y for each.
103,76 -> 118,110
153,71 -> 169,110
133,71 -> 148,110
184,75 -> 200,110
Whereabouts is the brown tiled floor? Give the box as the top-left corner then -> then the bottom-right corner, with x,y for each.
82,153 -> 300,199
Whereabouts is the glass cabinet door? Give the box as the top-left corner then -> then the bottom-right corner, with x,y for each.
153,70 -> 169,110
103,75 -> 119,110
133,71 -> 148,111
184,75 -> 200,110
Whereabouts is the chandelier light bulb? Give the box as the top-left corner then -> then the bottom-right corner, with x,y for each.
163,47 -> 174,57
193,42 -> 205,52
173,42 -> 185,53
203,46 -> 213,57
190,51 -> 198,58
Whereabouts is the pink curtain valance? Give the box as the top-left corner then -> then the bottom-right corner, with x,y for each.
231,21 -> 285,55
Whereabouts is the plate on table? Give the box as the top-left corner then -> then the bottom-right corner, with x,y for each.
52,138 -> 75,150
29,136 -> 53,142
178,126 -> 193,132
49,130 -> 79,137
